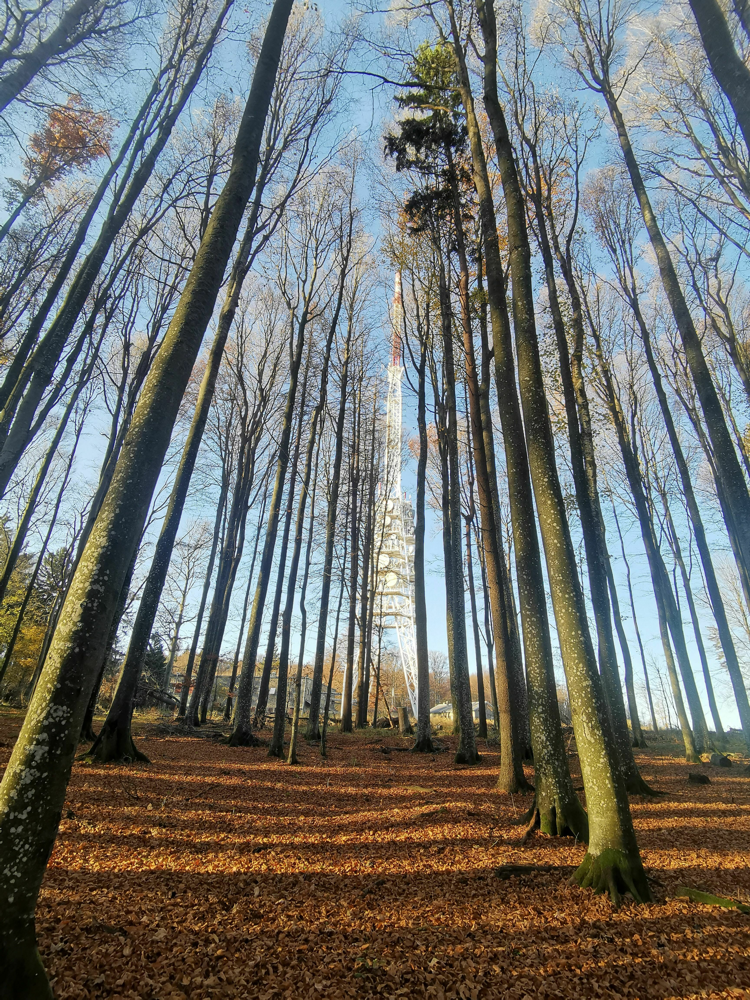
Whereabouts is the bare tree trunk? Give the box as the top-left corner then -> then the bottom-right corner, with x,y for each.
0,411 -> 83,692
602,553 -> 646,746
253,429 -> 306,727
269,231 -> 348,752
0,343 -> 97,609
177,473 -> 228,719
407,292 -> 433,752
610,501 -> 659,735
465,0 -> 647,896
225,487 -> 268,720
533,196 -> 648,783
89,265 -> 248,758
0,0 -> 100,113
589,322 -> 703,761
661,498 -> 725,743
687,0 -> 750,152
0,2 -> 296,987
355,399 -> 377,728
321,534 -> 348,757
447,0 -> 585,837
287,446 -> 320,764
466,521 -> 487,739
600,75 -> 750,598
475,529 -> 500,733
305,314 -> 354,739
341,398 -> 360,734
633,294 -> 750,749
0,4 -> 233,496
230,277 -> 314,746
449,172 -> 518,777
437,260 -> 477,765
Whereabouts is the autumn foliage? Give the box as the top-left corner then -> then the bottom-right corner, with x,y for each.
23,94 -> 114,192
1,711 -> 747,1000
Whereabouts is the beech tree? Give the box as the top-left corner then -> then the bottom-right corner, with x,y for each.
584,165 -> 750,750
0,0 -> 233,500
442,0 -> 647,895
558,0 -> 750,617
0,0 -> 136,114
0,0 -> 297,988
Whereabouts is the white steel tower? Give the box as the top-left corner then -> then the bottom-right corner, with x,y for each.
374,273 -> 419,715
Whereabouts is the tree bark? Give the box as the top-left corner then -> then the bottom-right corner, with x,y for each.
177,472 -> 228,719
687,0 -> 750,153
0,2 -> 296,988
466,521 -> 487,739
447,1 -> 586,836
661,497 -> 725,743
601,81 -> 750,604
449,168 -> 519,777
537,191 -> 648,788
633,293 -> 750,749
225,488 -> 268,720
588,319 -> 704,761
320,529 -> 348,757
409,294 -> 434,752
0,0 -> 101,114
355,401 -> 377,728
610,502 -> 660,735
438,260 -> 478,764
340,397 -> 360,734
269,236 -> 347,752
0,4 -> 234,497
305,313 -> 354,739
229,268 -> 315,746
287,445 -> 320,764
468,0 -> 648,896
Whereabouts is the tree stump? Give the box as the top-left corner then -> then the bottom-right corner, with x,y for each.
710,753 -> 732,768
398,706 -> 413,735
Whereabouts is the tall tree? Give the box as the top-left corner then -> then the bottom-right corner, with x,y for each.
0,0 -> 233,498
0,0 -> 297,988
561,0 -> 750,612
585,166 -> 750,750
686,0 -> 750,152
449,0 -> 647,896
437,8 -> 585,835
0,0 -> 133,114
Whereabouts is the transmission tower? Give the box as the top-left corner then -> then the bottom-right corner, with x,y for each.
373,273 -> 419,715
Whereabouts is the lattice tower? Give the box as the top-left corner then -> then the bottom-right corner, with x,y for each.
374,273 -> 419,716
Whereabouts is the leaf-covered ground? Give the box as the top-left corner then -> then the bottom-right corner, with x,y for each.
2,711 -> 750,999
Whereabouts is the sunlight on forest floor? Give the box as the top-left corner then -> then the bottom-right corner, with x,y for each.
2,711 -> 749,999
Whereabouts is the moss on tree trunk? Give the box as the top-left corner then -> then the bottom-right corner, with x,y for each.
0,2 -> 296,990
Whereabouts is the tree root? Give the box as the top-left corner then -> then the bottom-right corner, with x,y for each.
512,802 -> 537,827
572,848 -> 652,906
625,772 -> 660,796
227,725 -> 262,748
79,720 -> 98,744
83,720 -> 150,765
454,749 -> 481,764
411,735 -> 436,753
497,772 -> 534,794
519,794 -> 589,843
520,805 -> 540,844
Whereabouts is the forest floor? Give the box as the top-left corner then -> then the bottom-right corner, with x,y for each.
1,711 -> 750,999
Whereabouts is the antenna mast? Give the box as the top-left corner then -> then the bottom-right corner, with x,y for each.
374,272 -> 419,717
